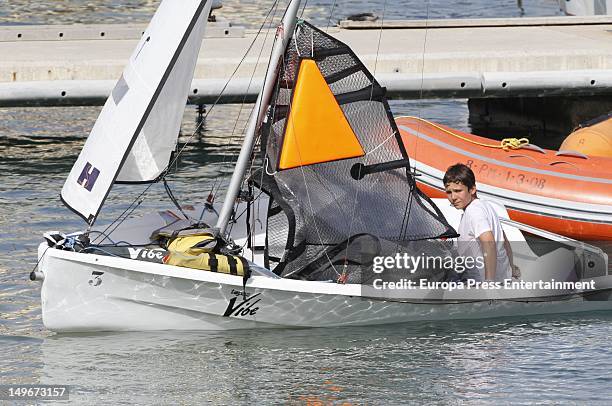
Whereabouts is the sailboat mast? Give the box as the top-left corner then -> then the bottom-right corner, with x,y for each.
215,0 -> 302,235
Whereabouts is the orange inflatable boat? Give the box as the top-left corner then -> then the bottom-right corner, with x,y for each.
397,116 -> 612,240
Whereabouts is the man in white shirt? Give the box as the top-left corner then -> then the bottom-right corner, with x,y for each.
443,163 -> 519,282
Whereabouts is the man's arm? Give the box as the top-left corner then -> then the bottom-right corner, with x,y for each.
502,231 -> 520,277
478,231 -> 497,281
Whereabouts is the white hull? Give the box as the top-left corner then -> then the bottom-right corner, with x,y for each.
38,243 -> 612,332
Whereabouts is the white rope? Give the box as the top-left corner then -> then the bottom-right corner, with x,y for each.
365,131 -> 397,156
264,157 -> 278,176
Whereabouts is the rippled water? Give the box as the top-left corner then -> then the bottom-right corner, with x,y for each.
0,0 -> 563,26
1,0 -> 611,404
3,315 -> 612,404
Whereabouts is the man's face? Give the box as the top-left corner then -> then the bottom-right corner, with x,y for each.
444,181 -> 476,210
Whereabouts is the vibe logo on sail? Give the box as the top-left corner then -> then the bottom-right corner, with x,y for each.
77,162 -> 100,192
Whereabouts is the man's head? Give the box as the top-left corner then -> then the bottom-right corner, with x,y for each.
443,163 -> 477,210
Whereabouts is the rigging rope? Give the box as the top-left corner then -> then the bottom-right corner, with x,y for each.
411,0 -> 430,179
398,115 -> 530,151
368,0 -> 387,101
325,0 -> 337,32
163,179 -> 189,219
91,0 -> 282,244
341,0 -> 388,282
399,0 -> 430,245
210,0 -> 282,201
299,0 -> 309,19
224,2 -> 285,241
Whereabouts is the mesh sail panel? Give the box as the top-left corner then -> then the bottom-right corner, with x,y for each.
256,21 -> 456,279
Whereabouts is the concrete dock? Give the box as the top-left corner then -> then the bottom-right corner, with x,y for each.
1,16 -> 612,106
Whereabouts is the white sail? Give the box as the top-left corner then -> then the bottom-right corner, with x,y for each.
61,0 -> 212,224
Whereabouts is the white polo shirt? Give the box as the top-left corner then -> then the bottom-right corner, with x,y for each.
456,198 -> 511,282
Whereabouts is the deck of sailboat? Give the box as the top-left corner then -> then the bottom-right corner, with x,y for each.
37,219 -> 612,331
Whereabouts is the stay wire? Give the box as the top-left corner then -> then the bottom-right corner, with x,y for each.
325,0 -> 337,32
299,0 -> 309,18
398,0 -> 430,243
92,0 -> 282,243
30,246 -> 49,274
213,0 -> 284,201
164,179 -> 189,219
225,48 -> 282,237
223,0 -> 299,234
210,0 -> 281,199
172,0 -> 281,171
343,0 -> 388,277
369,0 -> 387,101
411,0 -> 430,180
97,195 -> 145,243
236,2 -> 293,251
92,191 -> 146,244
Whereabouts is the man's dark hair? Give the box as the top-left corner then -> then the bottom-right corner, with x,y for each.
443,163 -> 476,189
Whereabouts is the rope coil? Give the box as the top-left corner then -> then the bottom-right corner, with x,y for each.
500,137 -> 530,151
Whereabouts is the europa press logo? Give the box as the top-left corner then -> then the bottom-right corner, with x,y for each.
77,162 -> 100,192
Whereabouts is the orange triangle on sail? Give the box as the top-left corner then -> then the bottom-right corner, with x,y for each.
278,59 -> 364,170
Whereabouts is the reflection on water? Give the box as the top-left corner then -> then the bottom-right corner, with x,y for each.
2,314 -> 611,403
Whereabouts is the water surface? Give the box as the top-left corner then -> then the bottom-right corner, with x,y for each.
1,1 -> 611,404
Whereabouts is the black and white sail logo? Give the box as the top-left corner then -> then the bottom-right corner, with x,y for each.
77,162 -> 100,192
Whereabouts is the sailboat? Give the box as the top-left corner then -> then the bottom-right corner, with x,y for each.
32,0 -> 612,332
